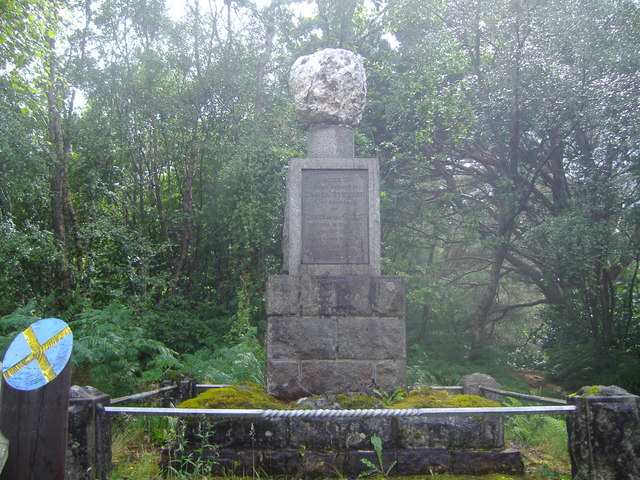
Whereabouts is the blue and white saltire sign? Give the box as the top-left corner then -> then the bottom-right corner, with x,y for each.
2,318 -> 73,391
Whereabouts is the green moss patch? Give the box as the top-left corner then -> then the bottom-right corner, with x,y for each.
179,383 -> 499,411
449,394 -> 500,408
178,382 -> 289,409
335,393 -> 383,409
391,387 -> 499,409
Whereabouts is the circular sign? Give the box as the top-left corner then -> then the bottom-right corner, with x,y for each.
2,318 -> 73,391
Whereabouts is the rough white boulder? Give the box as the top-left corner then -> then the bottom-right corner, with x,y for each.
289,48 -> 366,126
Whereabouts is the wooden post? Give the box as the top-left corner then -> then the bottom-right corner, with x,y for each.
0,317 -> 73,480
0,361 -> 71,480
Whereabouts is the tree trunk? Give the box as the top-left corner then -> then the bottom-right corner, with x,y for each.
151,120 -> 174,269
47,36 -> 73,296
470,239 -> 509,360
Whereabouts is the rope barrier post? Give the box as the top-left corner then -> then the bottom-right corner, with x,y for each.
0,318 -> 73,480
567,385 -> 640,479
67,386 -> 112,480
161,376 -> 196,407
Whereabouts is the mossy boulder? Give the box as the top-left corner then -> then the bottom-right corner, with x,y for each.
571,384 -> 631,397
391,387 -> 499,409
178,382 -> 289,409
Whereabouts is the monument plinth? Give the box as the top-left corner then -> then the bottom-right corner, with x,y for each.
266,48 -> 406,399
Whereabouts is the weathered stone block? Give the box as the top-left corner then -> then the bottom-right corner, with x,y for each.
267,275 -> 406,317
372,276 -> 406,317
236,449 -> 302,476
395,448 -> 451,475
290,417 -> 394,450
307,124 -> 355,158
299,360 -> 374,395
209,450 -> 239,475
266,317 -> 337,360
67,386 -> 112,480
302,450 -> 347,479
265,275 -> 300,316
195,418 -> 289,449
567,386 -> 640,479
337,317 -> 405,360
397,415 -> 504,449
301,276 -> 373,316
459,373 -> 502,403
374,360 -> 407,391
451,450 -> 524,475
265,360 -> 306,400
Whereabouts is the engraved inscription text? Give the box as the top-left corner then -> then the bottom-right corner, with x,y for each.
302,169 -> 368,264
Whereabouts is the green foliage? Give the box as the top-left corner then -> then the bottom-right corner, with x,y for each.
407,344 -> 530,393
545,341 -> 640,395
141,298 -> 231,354
81,215 -> 171,307
169,423 -> 218,479
0,299 -> 41,354
360,435 -> 397,478
505,400 -> 569,462
0,0 -> 57,74
373,386 -> 405,407
0,218 -> 59,314
71,301 -> 182,396
180,328 -> 265,386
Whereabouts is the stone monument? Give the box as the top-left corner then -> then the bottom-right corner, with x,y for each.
265,48 -> 407,399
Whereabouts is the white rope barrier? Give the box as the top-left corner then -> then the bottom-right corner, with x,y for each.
104,404 -> 575,418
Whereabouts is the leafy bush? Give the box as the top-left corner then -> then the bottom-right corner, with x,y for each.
141,298 -> 231,354
0,299 -> 42,353
505,400 -> 568,461
407,348 -> 529,392
0,219 -> 57,315
71,302 -> 182,396
181,328 -> 265,385
546,342 -> 640,395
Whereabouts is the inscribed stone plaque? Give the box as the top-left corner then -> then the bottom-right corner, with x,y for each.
302,169 -> 368,264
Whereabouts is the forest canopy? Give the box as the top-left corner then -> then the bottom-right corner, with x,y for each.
0,0 -> 638,395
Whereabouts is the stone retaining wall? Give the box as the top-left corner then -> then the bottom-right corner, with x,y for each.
165,414 -> 522,478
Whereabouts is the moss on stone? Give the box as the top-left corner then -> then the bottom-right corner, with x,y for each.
580,385 -> 601,397
390,387 -> 499,409
390,387 -> 453,409
178,382 -> 289,410
178,383 -> 498,411
449,394 -> 500,408
335,393 -> 382,409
